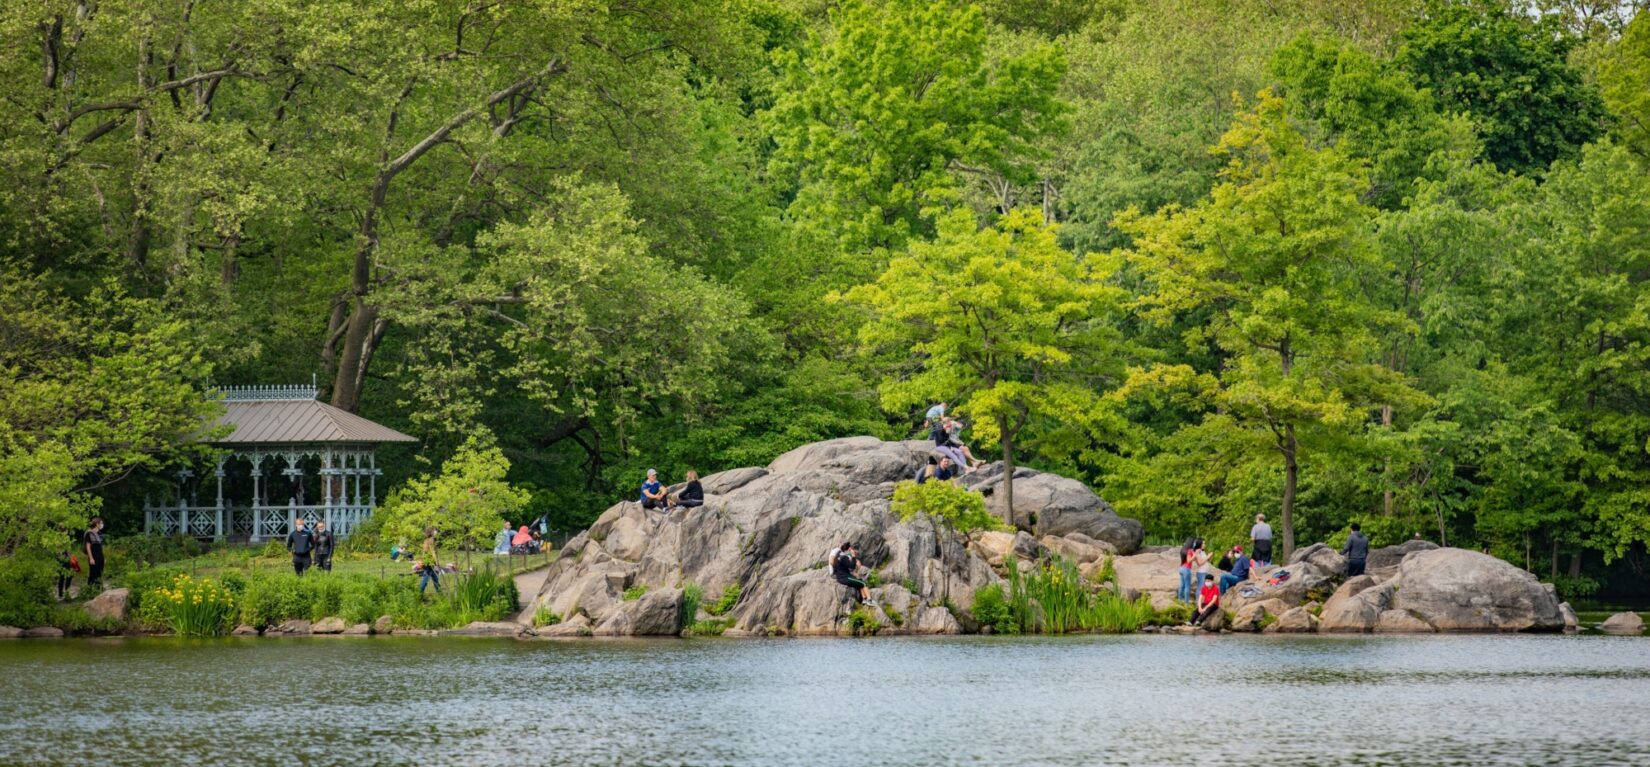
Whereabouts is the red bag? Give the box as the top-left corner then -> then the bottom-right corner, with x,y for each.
69,554 -> 82,572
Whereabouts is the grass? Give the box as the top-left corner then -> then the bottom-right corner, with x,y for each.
704,584 -> 741,616
848,606 -> 882,636
622,585 -> 648,601
533,607 -> 562,627
1001,556 -> 1160,634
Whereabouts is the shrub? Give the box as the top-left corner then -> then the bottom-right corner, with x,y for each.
880,604 -> 904,626
1001,556 -> 1155,634
891,480 -> 1009,537
681,583 -> 704,620
144,574 -> 237,636
0,558 -> 58,628
533,607 -> 562,627
448,565 -> 517,621
705,584 -> 741,615
970,583 -> 1013,633
848,606 -> 882,636
622,585 -> 647,601
687,617 -> 732,636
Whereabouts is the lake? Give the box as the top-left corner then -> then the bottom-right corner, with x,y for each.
2,634 -> 1647,766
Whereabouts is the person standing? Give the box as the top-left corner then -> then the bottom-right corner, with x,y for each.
1250,514 -> 1273,566
83,517 -> 105,592
1177,538 -> 1198,602
312,520 -> 335,572
494,522 -> 513,555
286,518 -> 314,576
1342,523 -> 1370,577
57,547 -> 75,601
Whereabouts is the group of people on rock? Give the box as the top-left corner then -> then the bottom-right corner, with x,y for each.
638,468 -> 705,513
1179,514 -> 1275,624
925,402 -> 983,476
1180,517 -> 1375,626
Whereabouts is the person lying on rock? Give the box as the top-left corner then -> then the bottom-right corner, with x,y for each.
832,542 -> 876,607
640,468 -> 668,511
1218,546 -> 1252,595
1190,573 -> 1220,626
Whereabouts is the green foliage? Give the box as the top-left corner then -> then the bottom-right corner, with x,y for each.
622,585 -> 648,601
687,617 -> 733,636
847,605 -> 883,636
376,433 -> 530,554
1002,556 -> 1156,633
880,604 -> 905,627
449,565 -> 517,619
533,607 -> 563,628
142,573 -> 237,637
892,480 -> 1010,537
0,558 -> 58,628
705,584 -> 742,616
1600,13 -> 1650,157
1395,0 -> 1604,173
681,583 -> 705,621
970,583 -> 1016,634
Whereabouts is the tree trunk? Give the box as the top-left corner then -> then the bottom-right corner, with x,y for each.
330,299 -> 381,412
1281,425 -> 1298,563
997,415 -> 1015,528
1381,404 -> 1395,516
1568,550 -> 1582,578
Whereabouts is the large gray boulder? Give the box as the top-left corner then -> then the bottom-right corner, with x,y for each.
1111,549 -> 1183,609
1289,543 -> 1346,577
84,588 -> 130,623
1367,539 -> 1440,579
1318,582 -> 1396,633
534,437 -> 1115,636
963,465 -> 1143,553
1388,549 -> 1565,632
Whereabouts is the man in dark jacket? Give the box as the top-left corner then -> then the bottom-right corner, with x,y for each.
1342,523 -> 1370,577
312,520 -> 336,572
286,518 -> 315,576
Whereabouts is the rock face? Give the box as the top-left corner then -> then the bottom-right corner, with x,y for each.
1290,543 -> 1346,577
1600,612 -> 1645,636
1318,582 -> 1395,633
1388,549 -> 1565,632
1111,549 -> 1183,609
84,588 -> 130,622
961,465 -> 1144,553
532,437 -> 1139,636
1367,540 -> 1439,579
1266,607 -> 1317,633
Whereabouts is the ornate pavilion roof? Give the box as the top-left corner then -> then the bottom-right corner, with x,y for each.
207,385 -> 417,445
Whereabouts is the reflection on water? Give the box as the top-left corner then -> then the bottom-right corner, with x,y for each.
1,634 -> 1648,766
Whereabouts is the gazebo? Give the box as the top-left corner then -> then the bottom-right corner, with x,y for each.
144,384 -> 417,541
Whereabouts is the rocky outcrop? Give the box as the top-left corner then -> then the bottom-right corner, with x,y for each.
311,617 -> 347,635
231,624 -> 258,636
0,626 -> 22,639
1388,549 -> 1565,632
1266,606 -> 1317,633
1318,582 -> 1395,633
22,627 -> 65,638
343,623 -> 372,635
1289,543 -> 1346,577
1229,599 -> 1288,632
84,588 -> 130,622
1367,540 -> 1439,579
531,437 -> 1138,636
1374,610 -> 1434,633
1600,612 -> 1645,636
961,465 -> 1144,553
271,619 -> 312,635
1111,549 -> 1184,609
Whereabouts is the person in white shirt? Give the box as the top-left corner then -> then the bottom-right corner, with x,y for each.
1250,513 -> 1274,566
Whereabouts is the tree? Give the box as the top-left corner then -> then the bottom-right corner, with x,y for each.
844,208 -> 1123,523
1118,92 -> 1420,560
764,0 -> 1066,261
1598,10 -> 1650,160
377,433 -> 530,556
1396,0 -> 1605,174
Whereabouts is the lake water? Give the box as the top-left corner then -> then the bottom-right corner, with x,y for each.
2,634 -> 1648,766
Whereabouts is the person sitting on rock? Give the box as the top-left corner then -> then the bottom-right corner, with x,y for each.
943,416 -> 984,470
1218,546 -> 1252,595
832,542 -> 876,607
915,456 -> 957,485
640,468 -> 667,510
931,417 -> 970,473
673,470 -> 705,510
1191,573 -> 1221,626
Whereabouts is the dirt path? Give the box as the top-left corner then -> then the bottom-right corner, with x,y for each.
512,564 -> 553,624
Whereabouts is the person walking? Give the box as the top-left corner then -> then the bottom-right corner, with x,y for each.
82,517 -> 105,592
312,520 -> 336,572
1342,523 -> 1370,577
415,560 -> 442,595
286,518 -> 315,576
1250,514 -> 1273,566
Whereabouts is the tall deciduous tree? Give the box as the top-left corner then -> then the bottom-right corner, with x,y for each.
1119,93 -> 1420,560
844,208 -> 1123,522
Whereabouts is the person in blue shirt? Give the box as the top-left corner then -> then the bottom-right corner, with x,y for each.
639,468 -> 667,510
1218,546 -> 1252,594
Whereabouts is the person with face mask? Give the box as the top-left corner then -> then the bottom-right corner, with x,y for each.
1191,573 -> 1221,626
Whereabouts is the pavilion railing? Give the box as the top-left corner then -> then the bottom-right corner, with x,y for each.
144,500 -> 373,541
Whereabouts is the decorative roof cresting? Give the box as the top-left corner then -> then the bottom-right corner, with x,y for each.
218,384 -> 319,402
